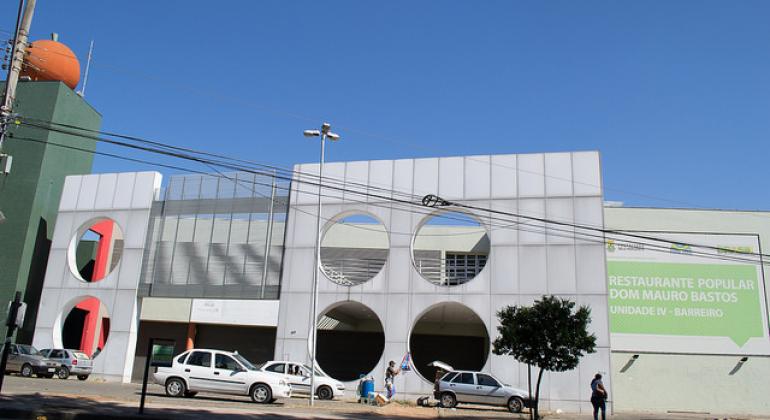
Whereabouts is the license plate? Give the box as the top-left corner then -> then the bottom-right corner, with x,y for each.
48,368 -> 56,372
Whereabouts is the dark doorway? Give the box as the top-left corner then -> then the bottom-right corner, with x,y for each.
410,302 -> 490,383
316,301 -> 384,382
62,307 -> 88,349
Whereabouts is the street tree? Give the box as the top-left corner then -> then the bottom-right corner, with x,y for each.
492,295 -> 597,419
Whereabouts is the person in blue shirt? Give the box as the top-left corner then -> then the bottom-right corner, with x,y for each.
590,373 -> 607,420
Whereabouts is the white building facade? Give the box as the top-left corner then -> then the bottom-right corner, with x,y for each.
275,152 -> 610,413
30,152 -> 613,414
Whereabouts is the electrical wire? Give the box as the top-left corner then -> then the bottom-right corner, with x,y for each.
7,130 -> 769,268
14,118 -> 770,266
7,27 -> 770,219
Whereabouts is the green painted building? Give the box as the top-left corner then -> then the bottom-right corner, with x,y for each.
0,81 -> 100,342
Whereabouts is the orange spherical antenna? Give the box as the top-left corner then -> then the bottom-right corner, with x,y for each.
20,39 -> 80,89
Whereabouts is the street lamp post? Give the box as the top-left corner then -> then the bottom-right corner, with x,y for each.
303,122 -> 340,406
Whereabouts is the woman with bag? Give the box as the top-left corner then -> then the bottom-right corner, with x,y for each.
590,373 -> 607,420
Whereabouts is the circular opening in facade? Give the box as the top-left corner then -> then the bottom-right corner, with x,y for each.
316,301 -> 385,382
60,296 -> 110,359
321,213 -> 389,286
409,302 -> 490,383
69,218 -> 124,282
412,210 -> 489,286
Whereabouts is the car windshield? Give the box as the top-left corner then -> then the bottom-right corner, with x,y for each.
232,354 -> 257,371
73,352 -> 90,359
302,364 -> 325,377
17,345 -> 41,356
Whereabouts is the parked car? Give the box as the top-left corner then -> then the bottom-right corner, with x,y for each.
431,361 -> 531,413
0,343 -> 58,378
40,348 -> 93,380
260,360 -> 344,400
153,349 -> 292,404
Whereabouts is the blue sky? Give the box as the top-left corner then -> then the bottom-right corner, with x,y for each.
3,1 -> 769,209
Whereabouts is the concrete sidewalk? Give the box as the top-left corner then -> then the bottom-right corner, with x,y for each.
0,376 -> 761,419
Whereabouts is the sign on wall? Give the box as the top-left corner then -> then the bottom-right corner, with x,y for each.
607,232 -> 770,355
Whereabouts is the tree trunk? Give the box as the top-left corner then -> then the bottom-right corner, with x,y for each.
533,368 -> 545,420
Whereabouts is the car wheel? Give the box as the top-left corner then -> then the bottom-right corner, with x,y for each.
57,366 -> 70,380
20,364 -> 33,377
317,385 -> 334,400
508,396 -> 524,413
165,378 -> 186,397
183,391 -> 197,398
440,392 -> 457,408
77,375 -> 89,381
250,383 -> 272,404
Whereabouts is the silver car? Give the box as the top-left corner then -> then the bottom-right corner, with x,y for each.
40,348 -> 93,380
0,343 -> 59,378
432,362 -> 531,413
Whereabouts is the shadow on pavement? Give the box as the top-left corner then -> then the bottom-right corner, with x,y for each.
0,393 -> 522,419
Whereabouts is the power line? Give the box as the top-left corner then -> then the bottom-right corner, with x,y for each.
10,29 -> 769,216
13,117 -> 770,265
30,43 -> 759,211
8,127 -> 770,267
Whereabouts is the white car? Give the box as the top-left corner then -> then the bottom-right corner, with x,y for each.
260,361 -> 344,400
153,349 -> 292,404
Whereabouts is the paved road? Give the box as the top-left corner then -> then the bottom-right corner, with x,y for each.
0,375 -> 758,420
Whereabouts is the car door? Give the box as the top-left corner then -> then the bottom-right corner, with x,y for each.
288,363 -> 312,395
475,373 -> 508,405
184,351 -> 214,391
7,344 -> 20,371
449,372 -> 478,403
48,349 -> 66,370
213,353 -> 249,394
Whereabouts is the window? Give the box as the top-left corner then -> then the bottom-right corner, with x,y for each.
176,353 -> 189,364
452,372 -> 474,384
476,374 -> 499,387
215,354 -> 240,371
50,350 -> 65,359
288,364 -> 303,376
441,372 -> 458,382
445,253 -> 488,285
17,345 -> 40,356
232,353 -> 257,371
186,351 -> 211,367
265,363 -> 285,374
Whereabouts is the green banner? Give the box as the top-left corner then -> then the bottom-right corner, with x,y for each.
608,261 -> 763,346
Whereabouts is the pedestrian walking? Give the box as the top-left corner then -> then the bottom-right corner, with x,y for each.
590,373 -> 607,420
385,360 -> 401,399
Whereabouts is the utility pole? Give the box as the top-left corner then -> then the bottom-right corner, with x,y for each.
0,0 -> 36,175
0,292 -> 23,394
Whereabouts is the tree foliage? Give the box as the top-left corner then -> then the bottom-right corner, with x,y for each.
493,295 -> 597,418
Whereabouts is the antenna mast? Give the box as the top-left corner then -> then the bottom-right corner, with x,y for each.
78,40 -> 94,98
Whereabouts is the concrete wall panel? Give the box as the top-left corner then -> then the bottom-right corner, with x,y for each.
276,153 -> 607,412
32,172 -> 161,383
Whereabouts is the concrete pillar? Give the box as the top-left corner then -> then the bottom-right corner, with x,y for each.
186,323 -> 196,350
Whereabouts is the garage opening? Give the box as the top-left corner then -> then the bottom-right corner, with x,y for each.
316,301 -> 385,382
409,302 -> 489,383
